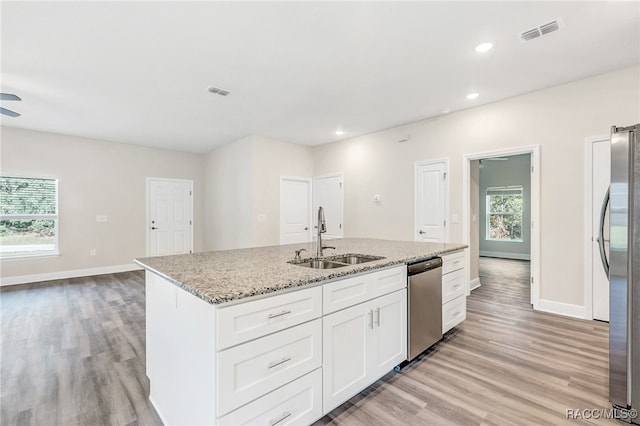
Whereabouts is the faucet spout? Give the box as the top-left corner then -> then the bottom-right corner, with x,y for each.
316,206 -> 326,257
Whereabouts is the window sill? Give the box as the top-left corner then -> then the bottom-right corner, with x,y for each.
485,239 -> 524,243
0,252 -> 61,261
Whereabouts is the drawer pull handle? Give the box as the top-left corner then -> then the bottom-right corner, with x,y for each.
452,311 -> 461,317
452,284 -> 461,288
268,310 -> 292,319
269,412 -> 292,426
268,356 -> 292,369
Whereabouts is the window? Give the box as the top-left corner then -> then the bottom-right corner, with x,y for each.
0,176 -> 58,258
486,186 -> 523,241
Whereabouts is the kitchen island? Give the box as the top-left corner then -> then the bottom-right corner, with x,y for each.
135,238 -> 467,425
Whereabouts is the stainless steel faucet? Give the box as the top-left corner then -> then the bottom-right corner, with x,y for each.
316,206 -> 335,257
316,206 -> 326,257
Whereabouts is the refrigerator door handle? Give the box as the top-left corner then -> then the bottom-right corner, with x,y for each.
598,187 -> 610,277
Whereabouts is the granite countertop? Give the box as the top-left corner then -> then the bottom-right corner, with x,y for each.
135,238 -> 467,306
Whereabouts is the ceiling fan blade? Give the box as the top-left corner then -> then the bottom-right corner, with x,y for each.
0,107 -> 21,117
0,93 -> 21,101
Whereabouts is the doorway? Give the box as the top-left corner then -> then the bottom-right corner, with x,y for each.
584,135 -> 610,321
414,159 -> 449,243
463,146 -> 540,307
313,173 -> 343,240
279,176 -> 312,244
146,177 -> 193,256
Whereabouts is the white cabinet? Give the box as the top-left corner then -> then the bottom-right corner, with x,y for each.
218,369 -> 322,426
217,319 -> 322,416
145,264 -> 407,425
216,286 -> 322,350
323,288 -> 407,413
322,265 -> 406,315
441,251 -> 467,333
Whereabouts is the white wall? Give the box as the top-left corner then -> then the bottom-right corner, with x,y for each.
203,135 -> 314,250
203,136 -> 253,251
252,136 -> 314,248
479,154 -> 531,259
0,127 -> 204,280
314,65 -> 640,309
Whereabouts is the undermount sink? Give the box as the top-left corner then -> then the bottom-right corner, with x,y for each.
290,259 -> 349,269
289,254 -> 385,269
326,254 -> 384,265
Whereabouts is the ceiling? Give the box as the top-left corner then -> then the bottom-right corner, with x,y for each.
1,2 -> 638,153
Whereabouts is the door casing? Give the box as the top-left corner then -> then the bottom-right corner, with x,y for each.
584,135 -> 611,320
146,177 -> 194,256
279,176 -> 312,245
414,158 -> 449,243
462,145 -> 540,305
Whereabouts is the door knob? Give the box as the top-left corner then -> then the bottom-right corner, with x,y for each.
418,230 -> 425,234
151,227 -> 158,230
304,227 -> 308,230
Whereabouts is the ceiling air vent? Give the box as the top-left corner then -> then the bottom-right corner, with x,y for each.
208,86 -> 231,96
519,18 -> 563,42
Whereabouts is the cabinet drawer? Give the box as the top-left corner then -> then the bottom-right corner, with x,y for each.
217,319 -> 322,416
216,286 -> 322,350
218,369 -> 322,426
442,295 -> 466,333
370,266 -> 407,299
442,268 -> 465,304
442,251 -> 464,275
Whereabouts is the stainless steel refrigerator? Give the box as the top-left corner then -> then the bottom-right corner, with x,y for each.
598,123 -> 640,423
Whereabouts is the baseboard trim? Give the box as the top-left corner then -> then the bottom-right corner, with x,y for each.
0,263 -> 142,286
469,277 -> 481,291
535,298 -> 587,319
479,251 -> 531,261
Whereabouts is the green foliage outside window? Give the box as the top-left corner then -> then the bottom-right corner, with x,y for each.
487,188 -> 523,241
0,177 -> 57,255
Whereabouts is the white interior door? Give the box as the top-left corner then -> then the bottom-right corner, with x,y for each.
313,173 -> 343,239
148,178 -> 193,256
280,177 -> 312,245
415,160 -> 448,242
592,139 -> 610,321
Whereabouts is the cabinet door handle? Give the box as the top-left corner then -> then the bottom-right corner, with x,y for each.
369,310 -> 374,329
452,311 -> 461,317
452,283 -> 461,288
375,307 -> 380,327
268,310 -> 292,319
268,356 -> 292,369
269,412 -> 292,426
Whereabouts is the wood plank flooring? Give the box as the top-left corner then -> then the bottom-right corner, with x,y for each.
1,258 -> 619,425
315,257 -> 617,426
1,272 -> 161,426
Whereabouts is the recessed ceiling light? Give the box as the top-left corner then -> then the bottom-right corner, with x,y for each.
466,92 -> 479,100
475,42 -> 493,53
335,130 -> 344,136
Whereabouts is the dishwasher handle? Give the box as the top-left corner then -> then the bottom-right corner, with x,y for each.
407,257 -> 442,276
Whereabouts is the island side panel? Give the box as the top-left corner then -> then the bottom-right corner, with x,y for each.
145,271 -> 216,425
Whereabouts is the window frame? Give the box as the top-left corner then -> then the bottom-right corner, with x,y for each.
0,176 -> 60,260
485,185 -> 524,243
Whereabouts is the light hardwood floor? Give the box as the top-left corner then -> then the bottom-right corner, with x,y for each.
1,258 -> 619,425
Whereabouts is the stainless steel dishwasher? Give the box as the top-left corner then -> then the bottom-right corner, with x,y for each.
407,257 -> 443,360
